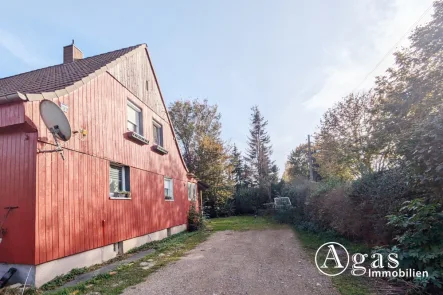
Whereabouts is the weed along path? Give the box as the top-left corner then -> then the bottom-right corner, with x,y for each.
122,221 -> 338,295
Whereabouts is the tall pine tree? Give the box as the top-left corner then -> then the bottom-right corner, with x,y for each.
230,144 -> 246,191
246,106 -> 274,201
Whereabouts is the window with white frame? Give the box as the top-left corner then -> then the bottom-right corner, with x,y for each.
127,100 -> 142,134
164,177 -> 174,200
193,183 -> 197,201
153,120 -> 163,146
188,182 -> 197,201
109,164 -> 130,198
188,182 -> 192,200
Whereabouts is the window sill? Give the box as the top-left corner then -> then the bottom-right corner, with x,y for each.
153,145 -> 168,155
125,131 -> 149,145
165,198 -> 174,201
110,192 -> 132,199
110,197 -> 132,200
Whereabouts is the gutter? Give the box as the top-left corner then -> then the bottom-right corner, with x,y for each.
0,92 -> 28,105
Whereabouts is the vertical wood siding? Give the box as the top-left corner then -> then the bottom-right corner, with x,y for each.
108,49 -> 167,121
0,131 -> 36,264
0,103 -> 25,128
24,72 -> 194,265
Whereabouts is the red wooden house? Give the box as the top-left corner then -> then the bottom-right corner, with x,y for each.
0,43 -> 202,286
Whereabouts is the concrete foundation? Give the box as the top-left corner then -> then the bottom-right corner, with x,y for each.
4,224 -> 187,287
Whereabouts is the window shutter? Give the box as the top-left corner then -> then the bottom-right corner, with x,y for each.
124,167 -> 130,191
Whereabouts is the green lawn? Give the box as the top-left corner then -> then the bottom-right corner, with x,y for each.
206,215 -> 285,231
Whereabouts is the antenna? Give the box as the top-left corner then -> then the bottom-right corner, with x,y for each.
38,100 -> 72,160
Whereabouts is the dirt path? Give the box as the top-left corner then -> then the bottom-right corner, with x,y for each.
122,229 -> 338,295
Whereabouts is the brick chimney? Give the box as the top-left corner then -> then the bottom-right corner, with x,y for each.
63,40 -> 83,63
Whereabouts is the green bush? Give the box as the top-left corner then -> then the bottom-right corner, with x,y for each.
348,167 -> 415,243
234,187 -> 267,215
187,202 -> 204,232
386,199 -> 443,291
278,169 -> 417,244
280,178 -> 311,223
273,207 -> 297,224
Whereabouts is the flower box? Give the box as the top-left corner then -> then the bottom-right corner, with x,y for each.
153,145 -> 168,155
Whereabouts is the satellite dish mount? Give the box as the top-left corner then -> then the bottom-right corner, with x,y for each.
38,100 -> 72,160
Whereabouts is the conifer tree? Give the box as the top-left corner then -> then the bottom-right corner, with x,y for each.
230,144 -> 245,191
246,106 -> 275,201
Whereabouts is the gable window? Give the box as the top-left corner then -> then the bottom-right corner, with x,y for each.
153,120 -> 163,146
109,164 -> 131,199
164,177 -> 174,200
127,100 -> 142,135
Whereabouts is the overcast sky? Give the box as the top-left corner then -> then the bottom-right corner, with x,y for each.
0,0 -> 434,173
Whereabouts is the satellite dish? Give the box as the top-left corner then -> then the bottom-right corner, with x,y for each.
40,100 -> 71,141
39,100 -> 72,160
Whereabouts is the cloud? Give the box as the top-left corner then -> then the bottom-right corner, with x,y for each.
303,0 -> 434,111
0,28 -> 49,68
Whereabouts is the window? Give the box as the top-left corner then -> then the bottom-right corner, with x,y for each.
109,164 -> 130,198
188,182 -> 192,200
188,182 -> 197,201
193,183 -> 197,201
127,100 -> 142,134
153,120 -> 163,146
164,177 -> 173,200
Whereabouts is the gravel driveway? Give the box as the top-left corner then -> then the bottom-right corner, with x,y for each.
123,229 -> 338,295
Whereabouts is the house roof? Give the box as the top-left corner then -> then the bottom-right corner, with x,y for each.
0,43 -> 192,174
0,44 -> 142,99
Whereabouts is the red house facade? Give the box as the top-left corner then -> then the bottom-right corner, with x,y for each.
0,43 -> 200,286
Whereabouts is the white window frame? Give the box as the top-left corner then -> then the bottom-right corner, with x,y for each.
188,182 -> 197,201
164,177 -> 174,201
188,182 -> 192,200
127,100 -> 142,135
192,183 -> 197,201
109,163 -> 131,199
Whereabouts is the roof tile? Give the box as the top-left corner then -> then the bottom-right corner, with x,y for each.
0,44 -> 142,97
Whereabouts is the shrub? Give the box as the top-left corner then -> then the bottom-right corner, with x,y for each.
386,199 -> 443,291
187,202 -> 203,232
310,177 -> 344,197
273,207 -> 297,224
281,177 -> 312,223
234,187 -> 268,215
349,167 -> 416,243
278,169 -> 416,245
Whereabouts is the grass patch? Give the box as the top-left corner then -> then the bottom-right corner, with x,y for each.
294,229 -> 372,295
21,231 -> 210,295
206,215 -> 285,231
53,231 -> 209,295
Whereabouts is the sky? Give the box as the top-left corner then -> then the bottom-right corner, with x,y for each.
0,0 -> 435,173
